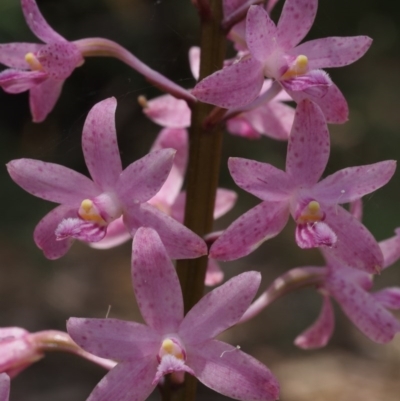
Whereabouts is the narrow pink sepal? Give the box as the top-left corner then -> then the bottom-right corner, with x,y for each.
379,230 -> 400,269
29,77 -> 64,122
7,159 -> 99,206
82,97 -> 123,190
179,272 -> 261,344
213,189 -> 237,219
372,288 -> 400,310
277,0 -> 318,50
291,36 -> 373,70
286,99 -> 330,186
90,217 -> 131,250
124,203 -> 207,260
132,228 -> 184,333
67,318 -> 160,361
246,6 -> 278,62
313,161 -> 396,205
187,340 -> 280,401
85,360 -> 158,401
144,95 -> 191,128
189,46 -> 200,80
0,374 -> 10,401
0,69 -> 47,93
116,149 -> 176,204
205,259 -> 224,287
55,218 -> 106,242
323,205 -> 383,273
21,0 -> 66,43
210,201 -> 290,261
229,157 -> 294,201
294,295 -> 334,349
0,43 -> 42,69
33,205 -> 76,260
327,271 -> 400,343
192,57 -> 264,108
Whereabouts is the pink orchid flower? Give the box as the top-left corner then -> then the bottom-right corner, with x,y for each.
68,227 -> 280,401
143,47 -> 295,140
210,100 -> 396,273
91,126 -> 237,286
0,374 -> 9,401
7,97 -> 206,260
0,0 -> 84,122
193,1 -> 372,123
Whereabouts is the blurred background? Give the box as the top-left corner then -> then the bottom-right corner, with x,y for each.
1,0 -> 400,400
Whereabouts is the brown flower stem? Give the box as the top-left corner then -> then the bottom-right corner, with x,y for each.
175,1 -> 226,401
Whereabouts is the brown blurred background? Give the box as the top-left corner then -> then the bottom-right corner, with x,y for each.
1,0 -> 400,400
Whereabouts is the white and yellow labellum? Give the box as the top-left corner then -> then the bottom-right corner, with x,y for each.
78,199 -> 107,225
160,338 -> 184,360
281,55 -> 309,80
24,52 -> 43,71
297,200 -> 324,224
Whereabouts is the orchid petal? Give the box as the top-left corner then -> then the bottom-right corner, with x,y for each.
187,339 -> 279,401
29,77 -> 64,122
294,295 -> 334,349
286,99 -> 330,186
349,198 -> 363,221
0,328 -> 29,341
229,157 -> 294,201
0,69 -> 47,93
7,159 -> 99,205
277,0 -> 318,50
124,203 -> 207,260
0,43 -> 42,68
372,288 -> 400,310
226,115 -> 261,139
144,94 -> 191,128
313,161 -> 396,205
179,272 -> 261,344
0,374 -> 10,401
189,46 -> 200,80
327,270 -> 400,343
213,189 -> 237,219
379,231 -> 400,269
223,0 -> 247,18
132,228 -> 184,333
210,200 -> 290,261
323,205 -> 383,274
115,149 -> 176,204
33,205 -> 76,260
290,36 -> 372,69
287,82 -> 348,123
67,318 -> 160,361
205,259 -> 224,287
295,221 -> 337,249
82,97 -> 123,191
21,0 -> 66,43
246,6 -> 278,62
86,360 -> 157,401
90,217 -> 131,250
266,0 -> 280,13
192,57 -> 264,108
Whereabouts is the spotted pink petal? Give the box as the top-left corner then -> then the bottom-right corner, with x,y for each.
21,0 -> 66,43
294,295 -> 334,349
290,36 -> 373,69
213,189 -> 237,219
67,318 -> 160,361
0,374 -> 10,401
82,97 -> 123,191
372,288 -> 400,310
205,259 -> 224,286
33,205 -> 76,260
187,339 -> 279,401
286,99 -> 330,186
124,202 -> 207,260
277,0 -> 318,50
246,5 -> 278,62
115,149 -> 176,204
179,272 -> 261,344
0,43 -> 42,68
379,230 -> 400,269
132,228 -> 184,333
229,158 -> 294,201
29,77 -> 64,122
192,57 -> 264,108
0,69 -> 47,93
210,201 -> 290,261
7,159 -> 99,206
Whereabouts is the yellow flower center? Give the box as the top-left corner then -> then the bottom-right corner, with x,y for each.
78,199 -> 107,225
24,52 -> 43,71
160,339 -> 184,360
297,200 -> 324,224
281,55 -> 309,80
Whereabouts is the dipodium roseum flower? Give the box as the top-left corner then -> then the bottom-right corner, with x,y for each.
7,97 -> 207,260
0,0 -> 84,122
0,374 -> 9,401
68,227 -> 279,401
193,2 -> 372,123
210,100 -> 396,273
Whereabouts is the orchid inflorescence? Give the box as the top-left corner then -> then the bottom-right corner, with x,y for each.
0,0 -> 399,400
